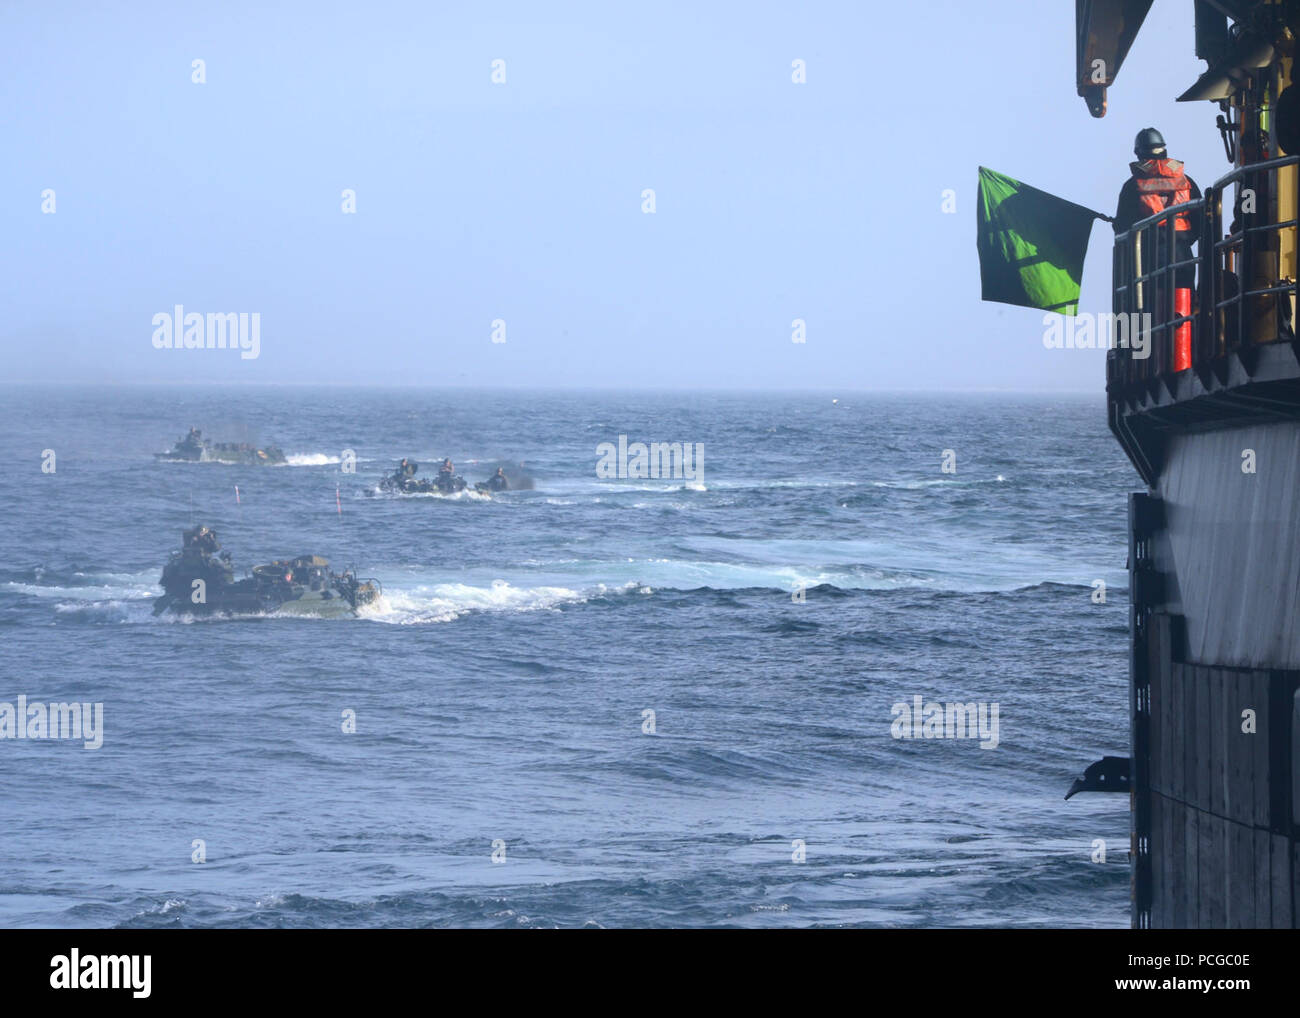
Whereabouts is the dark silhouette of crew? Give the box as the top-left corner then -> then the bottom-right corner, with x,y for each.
1115,128 -> 1202,371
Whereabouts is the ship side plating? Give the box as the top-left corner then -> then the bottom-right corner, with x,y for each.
1080,0 -> 1300,927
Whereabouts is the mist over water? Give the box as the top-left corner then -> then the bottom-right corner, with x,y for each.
0,386 -> 1134,927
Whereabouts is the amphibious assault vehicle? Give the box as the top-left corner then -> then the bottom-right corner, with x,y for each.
154,525 -> 379,617
379,458 -> 509,495
156,427 -> 286,466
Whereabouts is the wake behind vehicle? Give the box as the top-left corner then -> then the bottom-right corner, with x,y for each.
156,427 -> 286,465
153,525 -> 379,617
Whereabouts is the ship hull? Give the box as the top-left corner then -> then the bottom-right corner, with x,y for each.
1129,424 -> 1300,927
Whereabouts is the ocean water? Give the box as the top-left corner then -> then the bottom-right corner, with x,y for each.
0,386 -> 1136,928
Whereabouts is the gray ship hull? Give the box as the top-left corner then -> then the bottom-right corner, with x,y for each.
1129,424 -> 1300,927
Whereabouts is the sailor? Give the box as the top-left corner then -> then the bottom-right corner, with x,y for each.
1114,128 -> 1201,370
185,525 -> 218,554
1114,128 -> 1202,237
487,466 -> 509,491
438,457 -> 454,477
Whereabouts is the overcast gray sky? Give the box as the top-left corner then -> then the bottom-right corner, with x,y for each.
1,0 -> 1230,389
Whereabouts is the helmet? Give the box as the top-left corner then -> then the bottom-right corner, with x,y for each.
1134,127 -> 1167,158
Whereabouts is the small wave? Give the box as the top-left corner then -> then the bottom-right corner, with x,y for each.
284,453 -> 341,466
707,479 -> 859,491
366,486 -> 491,502
870,476 -> 1009,490
121,897 -> 189,923
534,476 -> 1010,496
1011,580 -> 1098,594
3,577 -> 155,601
362,579 -> 589,625
631,501 -> 696,511
556,480 -> 707,495
52,600 -> 134,623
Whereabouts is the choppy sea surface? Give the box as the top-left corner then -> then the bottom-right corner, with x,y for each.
0,386 -> 1135,928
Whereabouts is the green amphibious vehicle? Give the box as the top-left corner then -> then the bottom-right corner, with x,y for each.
153,526 -> 379,617
156,427 -> 286,465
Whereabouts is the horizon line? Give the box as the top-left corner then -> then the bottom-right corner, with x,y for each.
0,380 -> 1103,396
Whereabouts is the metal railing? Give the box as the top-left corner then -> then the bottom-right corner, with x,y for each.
1110,154 -> 1299,388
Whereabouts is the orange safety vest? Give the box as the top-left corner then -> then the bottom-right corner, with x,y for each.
1131,159 -> 1192,230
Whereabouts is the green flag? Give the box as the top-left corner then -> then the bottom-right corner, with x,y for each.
976,166 -> 1103,316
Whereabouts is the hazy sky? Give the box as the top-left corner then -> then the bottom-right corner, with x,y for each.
2,1 -> 1232,389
